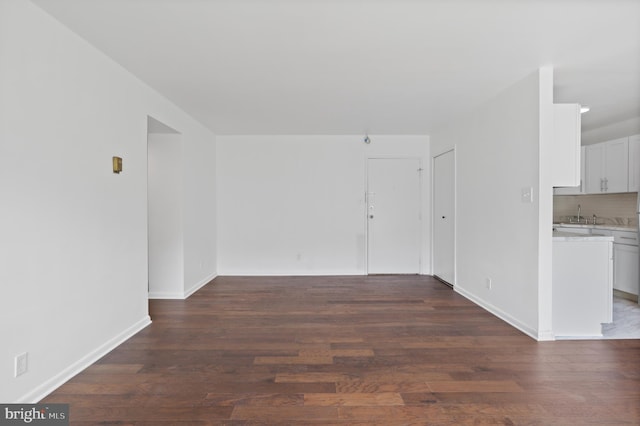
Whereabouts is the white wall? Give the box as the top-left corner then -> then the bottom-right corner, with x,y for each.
148,133 -> 184,298
0,0 -> 216,402
431,69 -> 554,339
581,116 -> 640,146
216,135 -> 430,276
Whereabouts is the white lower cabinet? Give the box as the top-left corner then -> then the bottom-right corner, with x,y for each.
553,237 -> 613,336
555,226 -> 639,297
613,243 -> 639,296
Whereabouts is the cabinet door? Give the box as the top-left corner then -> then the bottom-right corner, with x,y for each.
613,244 -> 639,295
586,139 -> 630,193
629,134 -> 640,192
554,146 -> 586,195
604,138 -> 629,193
585,143 -> 605,193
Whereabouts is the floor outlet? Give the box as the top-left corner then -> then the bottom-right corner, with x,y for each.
15,352 -> 28,377
486,278 -> 492,290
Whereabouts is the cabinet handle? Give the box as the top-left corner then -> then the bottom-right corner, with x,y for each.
620,236 -> 636,240
605,178 -> 608,192
600,178 -> 604,192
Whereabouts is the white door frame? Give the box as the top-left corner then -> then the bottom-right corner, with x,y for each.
365,156 -> 423,274
431,148 -> 456,286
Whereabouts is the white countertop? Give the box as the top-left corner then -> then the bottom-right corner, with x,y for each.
553,231 -> 614,242
553,223 -> 638,232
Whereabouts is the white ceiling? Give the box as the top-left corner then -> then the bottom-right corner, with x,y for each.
32,0 -> 640,137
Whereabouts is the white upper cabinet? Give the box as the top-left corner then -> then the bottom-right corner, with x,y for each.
628,134 -> 640,192
585,137 -> 629,193
554,146 -> 585,195
604,138 -> 629,192
586,143 -> 606,193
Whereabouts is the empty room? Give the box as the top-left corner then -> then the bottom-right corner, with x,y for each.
2,0 -> 639,424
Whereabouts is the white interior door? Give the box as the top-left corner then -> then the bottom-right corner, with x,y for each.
433,150 -> 455,285
367,158 -> 421,274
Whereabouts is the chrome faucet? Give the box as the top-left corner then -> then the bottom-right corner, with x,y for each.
577,204 -> 581,223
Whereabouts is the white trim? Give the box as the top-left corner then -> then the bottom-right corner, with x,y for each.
148,273 -> 216,299
431,147 -> 456,285
454,285 -> 540,341
215,271 -> 365,277
184,273 -> 216,299
18,316 -> 152,403
431,146 -> 457,159
536,330 -> 556,341
554,334 -> 603,340
148,291 -> 185,299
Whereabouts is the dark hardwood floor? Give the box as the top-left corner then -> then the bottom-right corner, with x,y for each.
42,275 -> 640,425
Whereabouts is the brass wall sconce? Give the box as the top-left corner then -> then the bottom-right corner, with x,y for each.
112,156 -> 123,174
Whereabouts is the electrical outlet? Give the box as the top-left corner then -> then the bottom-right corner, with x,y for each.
486,278 -> 492,290
15,352 -> 28,377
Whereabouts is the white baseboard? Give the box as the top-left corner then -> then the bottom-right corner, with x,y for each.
148,273 -> 217,300
454,286 -> 540,341
184,273 -> 216,299
148,291 -> 185,299
554,334 -> 602,340
215,272 -> 432,277
215,271 -> 365,277
536,330 -> 556,341
19,315 -> 151,403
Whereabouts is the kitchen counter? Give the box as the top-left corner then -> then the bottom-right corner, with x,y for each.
553,231 -> 614,242
553,223 -> 638,232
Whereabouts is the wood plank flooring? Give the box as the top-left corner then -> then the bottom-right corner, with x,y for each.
42,275 -> 640,425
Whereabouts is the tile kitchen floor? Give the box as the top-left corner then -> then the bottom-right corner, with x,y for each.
602,295 -> 640,339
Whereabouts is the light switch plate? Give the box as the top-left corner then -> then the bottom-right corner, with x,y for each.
15,352 -> 28,377
521,187 -> 533,203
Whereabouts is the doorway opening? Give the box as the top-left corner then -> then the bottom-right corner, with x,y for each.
147,116 -> 183,314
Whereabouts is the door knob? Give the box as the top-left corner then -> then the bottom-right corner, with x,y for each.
442,216 -> 445,219
369,215 -> 374,219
